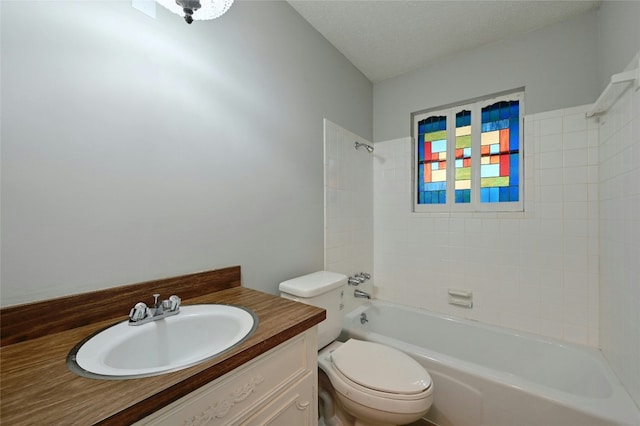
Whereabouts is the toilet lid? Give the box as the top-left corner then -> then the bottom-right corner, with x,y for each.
330,339 -> 431,395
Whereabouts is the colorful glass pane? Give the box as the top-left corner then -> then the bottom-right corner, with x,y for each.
480,100 -> 519,203
455,110 -> 471,203
417,115 -> 447,204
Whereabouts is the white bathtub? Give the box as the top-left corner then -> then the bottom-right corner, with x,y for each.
340,301 -> 640,426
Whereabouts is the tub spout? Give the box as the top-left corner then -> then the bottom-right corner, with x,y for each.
354,289 -> 371,299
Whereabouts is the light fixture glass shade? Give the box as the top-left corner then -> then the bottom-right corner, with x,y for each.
156,0 -> 234,21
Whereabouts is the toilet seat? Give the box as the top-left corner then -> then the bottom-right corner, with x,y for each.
330,339 -> 431,396
318,340 -> 433,417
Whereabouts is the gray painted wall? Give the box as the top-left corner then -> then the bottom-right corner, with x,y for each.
0,1 -> 372,306
373,10 -> 600,142
597,1 -> 640,91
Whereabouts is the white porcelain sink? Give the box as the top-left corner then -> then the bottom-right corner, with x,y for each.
67,304 -> 257,379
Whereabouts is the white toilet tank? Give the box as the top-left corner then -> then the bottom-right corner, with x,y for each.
279,271 -> 347,350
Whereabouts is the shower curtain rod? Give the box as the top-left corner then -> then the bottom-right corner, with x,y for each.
586,55 -> 639,118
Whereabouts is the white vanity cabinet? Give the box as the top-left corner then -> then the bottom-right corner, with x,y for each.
135,327 -> 318,426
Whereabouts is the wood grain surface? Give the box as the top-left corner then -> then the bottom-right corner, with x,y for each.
1,266 -> 242,346
0,267 -> 325,425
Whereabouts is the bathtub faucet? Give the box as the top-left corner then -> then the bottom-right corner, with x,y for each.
354,289 -> 371,299
348,276 -> 364,286
349,272 -> 371,286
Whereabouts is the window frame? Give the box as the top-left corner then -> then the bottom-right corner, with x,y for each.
412,90 -> 524,213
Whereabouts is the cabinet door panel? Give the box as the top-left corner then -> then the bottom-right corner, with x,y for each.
241,374 -> 315,426
134,328 -> 318,426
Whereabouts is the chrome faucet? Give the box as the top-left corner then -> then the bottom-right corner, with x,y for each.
348,276 -> 364,286
349,272 -> 371,286
354,289 -> 371,299
128,293 -> 181,326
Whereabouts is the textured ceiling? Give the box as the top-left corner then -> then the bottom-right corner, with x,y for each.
288,0 -> 601,82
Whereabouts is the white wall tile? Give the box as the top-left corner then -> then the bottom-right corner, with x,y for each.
564,112 -> 588,133
539,133 -> 563,153
540,116 -> 563,135
564,148 -> 589,167
324,120 -> 374,311
373,105 -> 598,347
539,150 -> 564,169
598,70 -> 640,407
333,84 -> 638,405
563,130 -> 588,150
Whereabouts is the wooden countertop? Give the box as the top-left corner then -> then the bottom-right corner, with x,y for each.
0,268 -> 325,425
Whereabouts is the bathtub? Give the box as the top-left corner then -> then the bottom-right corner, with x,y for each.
340,301 -> 640,426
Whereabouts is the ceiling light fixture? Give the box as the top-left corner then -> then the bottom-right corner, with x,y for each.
156,0 -> 234,24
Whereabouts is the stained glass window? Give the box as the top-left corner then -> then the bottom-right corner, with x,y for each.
413,91 -> 523,212
480,100 -> 520,203
417,115 -> 447,204
455,110 -> 472,203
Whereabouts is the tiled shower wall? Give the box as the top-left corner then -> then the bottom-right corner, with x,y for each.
324,119 -> 374,313
373,105 -> 600,346
325,56 -> 639,404
598,58 -> 640,406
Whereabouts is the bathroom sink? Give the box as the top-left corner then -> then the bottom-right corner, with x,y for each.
67,304 -> 258,379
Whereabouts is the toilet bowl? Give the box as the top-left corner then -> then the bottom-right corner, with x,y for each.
279,271 -> 434,426
319,340 -> 433,426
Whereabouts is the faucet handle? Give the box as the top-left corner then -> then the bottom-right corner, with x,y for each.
168,295 -> 181,311
129,302 -> 148,322
348,276 -> 363,286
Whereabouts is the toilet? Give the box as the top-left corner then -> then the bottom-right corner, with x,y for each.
280,271 -> 433,426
